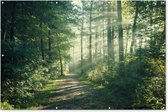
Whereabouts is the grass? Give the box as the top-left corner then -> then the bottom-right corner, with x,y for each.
27,80 -> 57,109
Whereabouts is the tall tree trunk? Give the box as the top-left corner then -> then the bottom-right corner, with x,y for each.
95,25 -> 98,61
107,3 -> 112,71
99,32 -> 102,58
10,2 -> 16,42
111,3 -> 115,63
125,28 -> 129,57
111,24 -> 115,63
117,1 -> 124,75
89,0 -> 93,68
103,23 -> 105,57
2,18 -> 7,41
102,2 -> 105,57
150,2 -> 154,42
95,2 -> 99,61
58,47 -> 64,76
40,22 -> 44,60
48,30 -> 51,60
2,3 -> 6,41
73,46 -> 75,73
9,2 -> 16,64
130,3 -> 138,54
139,37 -> 143,49
81,4 -> 84,75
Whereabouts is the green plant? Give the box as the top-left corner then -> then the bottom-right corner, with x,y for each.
1,101 -> 14,110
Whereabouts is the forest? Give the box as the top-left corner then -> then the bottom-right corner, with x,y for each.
1,0 -> 166,110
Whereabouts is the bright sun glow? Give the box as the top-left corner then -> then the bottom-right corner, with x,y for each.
72,0 -> 82,6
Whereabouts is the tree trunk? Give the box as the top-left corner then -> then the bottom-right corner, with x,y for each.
48,30 -> 51,60
150,2 -> 154,42
73,46 -> 75,73
102,2 -> 105,57
99,32 -> 102,58
89,0 -> 93,68
95,2 -> 99,61
81,4 -> 84,75
130,3 -> 138,54
95,25 -> 98,61
2,22 -> 6,41
58,47 -> 64,76
40,22 -> 44,60
111,25 -> 115,62
125,28 -> 129,57
107,3 -> 112,71
117,1 -> 124,75
10,2 -> 16,42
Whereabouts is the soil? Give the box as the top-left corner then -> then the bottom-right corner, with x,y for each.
35,74 -> 110,110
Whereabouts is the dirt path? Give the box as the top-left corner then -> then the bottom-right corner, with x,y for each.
36,74 -> 109,109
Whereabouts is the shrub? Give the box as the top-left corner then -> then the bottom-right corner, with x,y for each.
1,101 -> 14,110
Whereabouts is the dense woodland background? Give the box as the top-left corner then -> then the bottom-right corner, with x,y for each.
1,0 -> 166,109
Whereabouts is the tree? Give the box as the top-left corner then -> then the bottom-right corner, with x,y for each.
89,0 -> 93,68
102,2 -> 106,57
125,26 -> 130,57
107,2 -> 112,71
117,1 -> 124,75
48,30 -> 51,61
80,2 -> 84,75
1,1 -> 74,108
95,22 -> 98,61
111,19 -> 115,63
130,2 -> 139,54
40,22 -> 45,60
10,1 -> 16,42
58,46 -> 64,76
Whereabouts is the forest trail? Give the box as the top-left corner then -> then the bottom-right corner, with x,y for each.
35,74 -> 109,109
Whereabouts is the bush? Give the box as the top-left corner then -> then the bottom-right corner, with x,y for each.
87,66 -> 106,84
133,57 -> 165,109
83,48 -> 165,109
1,101 -> 14,110
1,63 -> 51,109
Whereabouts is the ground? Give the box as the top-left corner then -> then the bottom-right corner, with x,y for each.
32,74 -> 111,110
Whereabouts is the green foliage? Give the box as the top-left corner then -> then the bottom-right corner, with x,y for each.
1,101 -> 14,110
132,52 -> 165,109
87,64 -> 107,84
135,77 -> 165,109
1,1 -> 165,110
1,1 -> 74,109
79,1 -> 165,109
26,80 -> 58,109
80,46 -> 165,109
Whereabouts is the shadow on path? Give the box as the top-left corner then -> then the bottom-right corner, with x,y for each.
36,74 -> 109,109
